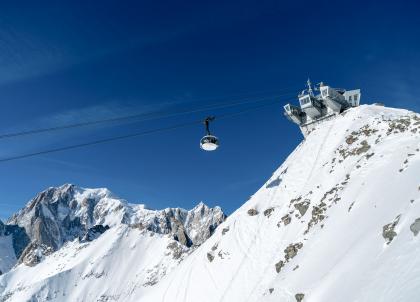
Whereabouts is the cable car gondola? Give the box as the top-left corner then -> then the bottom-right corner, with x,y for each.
200,116 -> 219,151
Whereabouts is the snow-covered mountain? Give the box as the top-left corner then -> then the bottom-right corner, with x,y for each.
0,185 -> 225,300
1,104 -> 419,302
7,184 -> 225,254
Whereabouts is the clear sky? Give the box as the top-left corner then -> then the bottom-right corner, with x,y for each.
0,0 -> 419,219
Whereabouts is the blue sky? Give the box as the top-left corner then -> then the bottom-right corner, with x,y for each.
0,0 -> 419,219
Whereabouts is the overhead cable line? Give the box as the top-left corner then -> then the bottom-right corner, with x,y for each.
0,90 -> 297,140
0,98 -> 288,163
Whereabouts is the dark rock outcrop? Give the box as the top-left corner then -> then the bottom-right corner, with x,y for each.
275,260 -> 284,273
264,208 -> 275,218
294,201 -> 310,216
382,215 -> 401,244
79,225 -> 110,242
410,218 -> 420,236
3,224 -> 30,259
0,220 -> 4,234
295,293 -> 305,301
171,218 -> 192,247
281,214 -> 291,226
18,241 -> 54,267
247,209 -> 258,216
222,227 -> 230,235
285,243 -> 303,261
207,252 -> 214,262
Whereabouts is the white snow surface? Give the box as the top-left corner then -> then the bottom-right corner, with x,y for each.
1,104 -> 420,302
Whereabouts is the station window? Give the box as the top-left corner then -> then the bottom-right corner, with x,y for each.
349,95 -> 352,101
300,97 -> 310,106
354,94 -> 358,101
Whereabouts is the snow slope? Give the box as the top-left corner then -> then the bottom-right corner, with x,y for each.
141,105 -> 420,302
1,104 -> 419,302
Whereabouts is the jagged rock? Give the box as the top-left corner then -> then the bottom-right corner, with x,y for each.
281,214 -> 291,226
275,260 -> 284,273
3,224 -> 30,259
295,293 -> 305,301
410,218 -> 420,236
173,202 -> 226,246
366,153 -> 375,159
387,118 -> 411,134
305,202 -> 327,234
167,241 -> 185,260
338,139 -> 371,159
348,201 -> 355,212
207,253 -> 214,262
18,241 -> 54,267
264,208 -> 275,218
0,220 -> 4,235
247,209 -> 258,216
290,196 -> 302,204
171,218 -> 192,247
266,177 -> 282,188
7,185 -> 226,258
8,184 -> 96,253
222,227 -> 230,235
294,201 -> 310,216
382,215 -> 401,244
269,288 -> 274,294
79,225 -> 110,242
129,222 -> 146,230
346,134 -> 358,145
285,242 -> 303,261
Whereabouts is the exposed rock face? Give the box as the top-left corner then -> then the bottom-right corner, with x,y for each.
410,218 -> 420,236
2,224 -> 30,259
180,202 -> 226,246
8,184 -> 96,252
79,225 -> 110,242
382,215 -> 401,244
247,209 -> 259,216
275,260 -> 284,273
134,202 -> 226,247
167,241 -> 186,260
294,201 -> 310,216
222,226 -> 230,235
295,293 -> 305,301
2,184 -> 226,272
264,208 -> 275,217
281,214 -> 291,226
171,218 -> 192,247
285,242 -> 303,261
18,242 -> 54,267
207,252 -> 215,262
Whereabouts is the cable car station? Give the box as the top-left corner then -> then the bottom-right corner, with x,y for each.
284,79 -> 361,136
